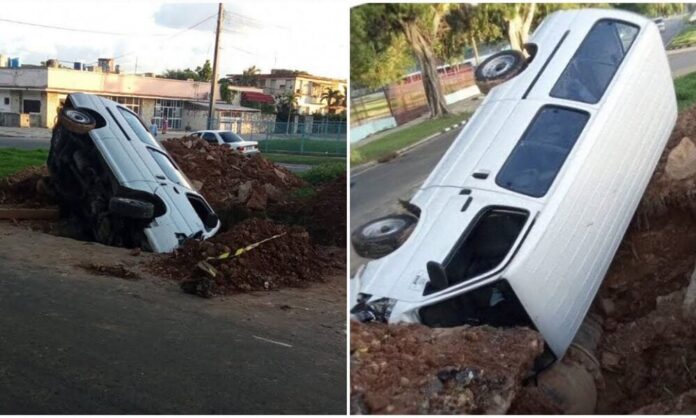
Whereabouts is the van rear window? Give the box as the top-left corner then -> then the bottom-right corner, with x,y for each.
496,106 -> 589,197
550,19 -> 639,104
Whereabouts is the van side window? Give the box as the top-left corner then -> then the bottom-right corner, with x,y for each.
496,106 -> 589,197
550,19 -> 639,104
118,107 -> 159,148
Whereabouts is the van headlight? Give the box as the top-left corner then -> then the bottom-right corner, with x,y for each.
351,296 -> 397,323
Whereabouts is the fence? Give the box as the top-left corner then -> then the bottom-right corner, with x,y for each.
228,118 -> 347,157
350,63 -> 478,142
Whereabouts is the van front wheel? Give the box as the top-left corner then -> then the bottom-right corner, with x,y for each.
351,214 -> 417,259
475,50 -> 526,94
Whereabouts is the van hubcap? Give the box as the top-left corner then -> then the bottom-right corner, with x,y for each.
363,218 -> 406,238
482,55 -> 515,78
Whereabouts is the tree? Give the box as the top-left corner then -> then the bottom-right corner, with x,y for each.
195,60 -> 212,82
219,78 -> 236,104
320,87 -> 345,114
275,90 -> 300,120
445,5 -> 504,64
239,65 -> 261,87
351,3 -> 451,118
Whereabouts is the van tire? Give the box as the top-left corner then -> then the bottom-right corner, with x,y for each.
352,214 -> 417,259
475,50 -> 526,94
109,197 -> 155,220
60,108 -> 96,135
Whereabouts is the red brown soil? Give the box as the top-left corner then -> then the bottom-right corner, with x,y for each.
0,166 -> 54,207
150,217 -> 341,297
270,175 -> 347,247
632,388 -> 696,414
350,322 -> 543,414
593,107 -> 696,413
78,262 -> 142,280
162,137 -> 304,211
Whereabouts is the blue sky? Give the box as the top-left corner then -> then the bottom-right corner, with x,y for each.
0,0 -> 348,79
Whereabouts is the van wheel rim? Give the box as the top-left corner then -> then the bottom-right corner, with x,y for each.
363,218 -> 406,238
482,55 -> 515,78
66,109 -> 88,123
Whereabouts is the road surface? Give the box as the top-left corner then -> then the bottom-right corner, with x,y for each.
350,15 -> 693,274
0,225 -> 345,414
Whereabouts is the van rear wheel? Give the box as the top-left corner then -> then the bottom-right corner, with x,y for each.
351,214 -> 417,259
475,50 -> 526,94
60,108 -> 96,135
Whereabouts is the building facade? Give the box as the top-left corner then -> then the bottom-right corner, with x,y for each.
0,66 -> 268,132
227,69 -> 347,115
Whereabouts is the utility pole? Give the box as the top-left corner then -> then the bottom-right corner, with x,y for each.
207,2 -> 224,129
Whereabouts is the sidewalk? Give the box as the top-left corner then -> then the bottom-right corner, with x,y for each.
0,126 -> 188,140
354,95 -> 483,148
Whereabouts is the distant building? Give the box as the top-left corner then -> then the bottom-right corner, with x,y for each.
0,63 -> 269,132
227,69 -> 346,115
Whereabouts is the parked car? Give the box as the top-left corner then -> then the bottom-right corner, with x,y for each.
653,17 -> 665,31
350,9 -> 677,362
47,93 -> 221,252
190,130 -> 260,155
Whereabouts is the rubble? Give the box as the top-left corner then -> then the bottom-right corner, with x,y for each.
162,137 -> 304,212
270,175 -> 347,247
350,322 -> 543,414
150,218 -> 340,297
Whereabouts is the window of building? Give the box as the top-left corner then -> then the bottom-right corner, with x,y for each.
154,99 -> 182,130
3,98 -> 9,106
550,19 -> 639,104
496,106 -> 589,197
23,100 -> 40,113
103,96 -> 142,115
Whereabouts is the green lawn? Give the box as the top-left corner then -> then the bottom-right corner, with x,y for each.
263,153 -> 346,166
257,138 -> 346,156
669,24 -> 696,49
351,112 -> 470,165
0,148 -> 48,178
674,71 -> 696,110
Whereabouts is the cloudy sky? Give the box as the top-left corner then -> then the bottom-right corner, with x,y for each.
0,0 -> 348,79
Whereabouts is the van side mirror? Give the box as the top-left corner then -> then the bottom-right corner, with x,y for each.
427,261 -> 449,291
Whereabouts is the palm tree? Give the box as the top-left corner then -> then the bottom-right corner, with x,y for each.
240,65 -> 261,87
320,87 -> 345,114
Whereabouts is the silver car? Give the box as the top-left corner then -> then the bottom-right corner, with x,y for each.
47,93 -> 220,252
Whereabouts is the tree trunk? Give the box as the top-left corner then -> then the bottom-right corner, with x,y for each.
470,35 -> 480,65
400,20 -> 450,118
507,3 -> 536,53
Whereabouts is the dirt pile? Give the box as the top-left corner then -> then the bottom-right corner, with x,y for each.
151,217 -> 339,297
271,175 -> 347,247
0,166 -> 54,207
631,388 -> 696,414
594,107 -> 696,413
162,137 -> 304,211
350,322 -> 543,414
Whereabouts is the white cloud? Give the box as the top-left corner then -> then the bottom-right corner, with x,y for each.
0,0 -> 348,79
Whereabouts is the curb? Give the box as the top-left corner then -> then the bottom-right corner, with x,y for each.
351,120 -> 467,176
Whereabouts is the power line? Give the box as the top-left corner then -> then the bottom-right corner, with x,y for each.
0,17 -> 169,37
87,13 -> 217,64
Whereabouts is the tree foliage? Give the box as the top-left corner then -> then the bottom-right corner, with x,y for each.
161,59 -> 212,82
321,87 -> 345,113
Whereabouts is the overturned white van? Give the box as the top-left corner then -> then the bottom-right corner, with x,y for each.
350,9 -> 677,360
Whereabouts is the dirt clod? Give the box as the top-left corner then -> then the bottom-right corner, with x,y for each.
78,263 -> 141,280
350,322 -> 543,414
151,218 -> 340,296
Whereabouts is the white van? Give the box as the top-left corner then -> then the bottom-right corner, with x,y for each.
350,9 -> 677,360
47,93 -> 221,252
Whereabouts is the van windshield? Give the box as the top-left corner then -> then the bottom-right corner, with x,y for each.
496,106 -> 589,198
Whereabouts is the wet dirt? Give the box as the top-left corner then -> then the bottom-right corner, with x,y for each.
162,137 -> 304,212
78,262 -> 142,280
592,107 -> 696,413
150,218 -> 343,297
350,322 -> 543,414
0,166 -> 54,207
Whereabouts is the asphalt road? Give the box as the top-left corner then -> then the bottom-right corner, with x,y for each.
0,255 -> 345,414
349,15 -> 693,274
